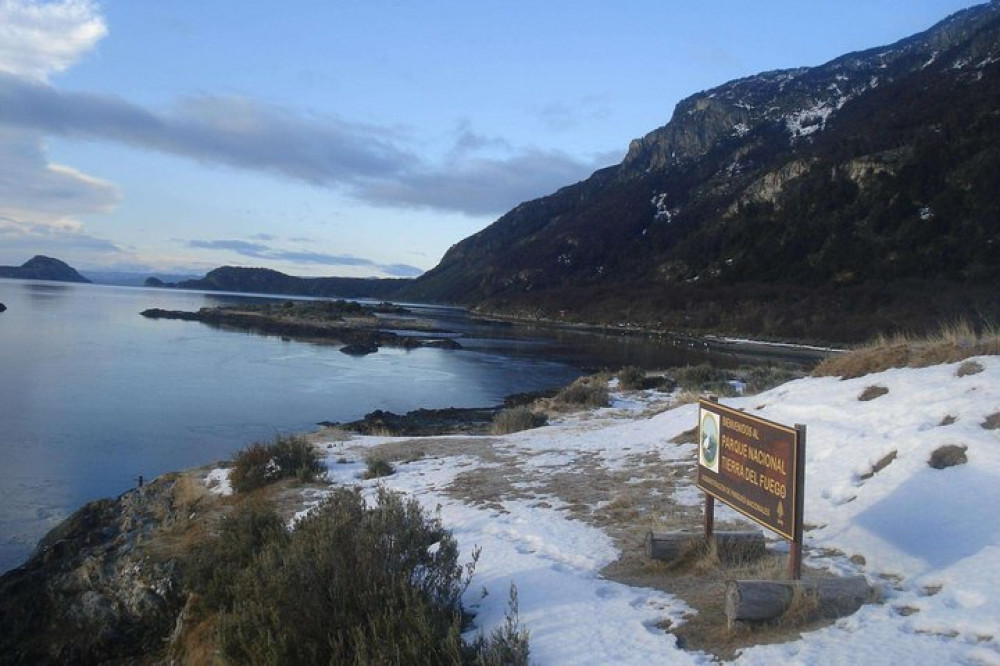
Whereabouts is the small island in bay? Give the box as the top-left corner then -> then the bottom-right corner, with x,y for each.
0,256 -> 91,284
141,299 -> 462,355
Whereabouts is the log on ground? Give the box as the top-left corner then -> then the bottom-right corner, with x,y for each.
725,577 -> 878,625
645,530 -> 765,564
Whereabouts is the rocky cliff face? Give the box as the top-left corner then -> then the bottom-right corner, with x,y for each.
402,2 -> 1000,341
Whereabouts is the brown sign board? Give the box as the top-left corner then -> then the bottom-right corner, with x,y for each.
696,400 -> 802,541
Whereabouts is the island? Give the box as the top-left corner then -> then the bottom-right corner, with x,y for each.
140,299 -> 462,355
0,256 -> 91,283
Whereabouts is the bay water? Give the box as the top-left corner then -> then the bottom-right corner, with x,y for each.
0,278 -> 757,572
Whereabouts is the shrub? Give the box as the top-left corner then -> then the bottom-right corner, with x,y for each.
669,362 -> 741,397
271,435 -> 325,482
229,435 -> 324,493
469,585 -> 531,666
617,366 -> 646,391
491,407 -> 547,435
363,455 -> 395,479
740,364 -> 803,394
215,488 -> 474,665
554,376 -> 610,408
184,502 -> 289,610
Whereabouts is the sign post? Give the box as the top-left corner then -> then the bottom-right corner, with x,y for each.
696,399 -> 805,579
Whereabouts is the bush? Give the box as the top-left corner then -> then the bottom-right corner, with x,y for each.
215,488 -> 473,665
554,376 -> 610,408
491,407 -> 547,435
671,363 -> 730,392
363,455 -> 395,479
184,502 -> 289,610
740,364 -> 803,394
469,584 -> 531,666
229,435 -> 324,493
617,366 -> 646,391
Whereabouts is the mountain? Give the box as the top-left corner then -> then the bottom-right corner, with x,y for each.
0,256 -> 91,283
402,2 -> 1000,343
175,266 -> 409,299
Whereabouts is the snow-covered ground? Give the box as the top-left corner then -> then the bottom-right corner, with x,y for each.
215,356 -> 1000,664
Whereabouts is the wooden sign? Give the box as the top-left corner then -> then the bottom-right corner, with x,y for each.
697,400 -> 803,542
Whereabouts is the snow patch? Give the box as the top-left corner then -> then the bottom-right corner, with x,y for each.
205,467 -> 232,496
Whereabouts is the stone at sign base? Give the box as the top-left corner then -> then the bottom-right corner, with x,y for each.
645,530 -> 766,564
724,577 -> 878,627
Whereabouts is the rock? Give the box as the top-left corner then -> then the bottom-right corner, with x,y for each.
0,477 -> 187,664
423,338 -> 463,350
0,302 -> 6,313
329,405 -> 500,436
340,342 -> 379,356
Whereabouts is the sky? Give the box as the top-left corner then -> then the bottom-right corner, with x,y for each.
0,1 -> 983,279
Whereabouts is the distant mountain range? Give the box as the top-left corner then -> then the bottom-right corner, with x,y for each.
0,256 -> 91,283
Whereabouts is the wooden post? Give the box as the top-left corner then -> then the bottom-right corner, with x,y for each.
789,424 -> 807,580
704,394 -> 719,544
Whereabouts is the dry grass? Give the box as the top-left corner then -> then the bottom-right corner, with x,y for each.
167,598 -> 224,666
957,360 -> 985,377
491,406 -> 547,435
814,320 -> 1000,379
859,451 -> 897,480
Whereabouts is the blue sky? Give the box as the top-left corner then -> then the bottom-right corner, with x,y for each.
0,1 -> 980,278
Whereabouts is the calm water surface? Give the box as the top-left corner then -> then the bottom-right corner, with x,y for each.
0,278 -> 803,572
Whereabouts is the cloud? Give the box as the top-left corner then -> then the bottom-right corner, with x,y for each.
0,216 -> 124,267
185,238 -> 424,277
536,95 -> 612,131
0,0 -> 115,238
357,148 -> 602,216
0,127 -> 121,229
0,75 -> 417,184
0,72 -> 610,218
0,0 -> 106,81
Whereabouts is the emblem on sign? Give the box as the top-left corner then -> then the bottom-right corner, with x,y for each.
699,408 -> 720,473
